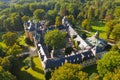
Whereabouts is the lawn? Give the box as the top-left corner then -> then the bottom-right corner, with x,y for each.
91,21 -> 106,39
75,21 -> 107,39
19,56 -> 45,80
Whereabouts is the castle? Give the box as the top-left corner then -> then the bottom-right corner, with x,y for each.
24,17 -> 109,73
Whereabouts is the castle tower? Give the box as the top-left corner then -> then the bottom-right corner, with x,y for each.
94,31 -> 99,39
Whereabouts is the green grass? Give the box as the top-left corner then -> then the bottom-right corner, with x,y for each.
75,21 -> 107,39
19,56 -> 45,80
17,34 -> 45,80
91,21 -> 106,39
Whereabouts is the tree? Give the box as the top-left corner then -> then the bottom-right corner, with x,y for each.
3,18 -> 12,31
51,63 -> 88,80
33,9 -> 45,20
15,4 -> 31,16
103,67 -> 120,80
68,4 -> 79,17
105,20 -> 118,39
54,3 -> 61,12
10,13 -> 23,31
81,18 -> 92,31
60,4 -> 69,17
89,73 -> 100,80
112,24 -> 120,41
23,57 -> 31,69
110,45 -> 119,52
77,12 -> 84,24
87,7 -> 94,30
7,43 -> 22,56
3,13 -> 23,31
87,7 -> 94,21
21,15 -> 29,22
94,8 -> 100,20
66,15 -> 75,25
0,57 -> 11,71
99,7 -> 106,20
86,20 -> 92,31
46,1 -> 56,10
0,66 -> 16,80
105,9 -> 114,21
44,29 -> 66,58
44,29 -> 66,49
97,51 -> 120,77
47,10 -> 57,25
55,16 -> 62,27
118,41 -> 120,49
0,48 -> 5,57
2,32 -> 18,46
29,3 -> 38,12
114,7 -> 120,18
0,15 -> 7,31
82,19 -> 88,30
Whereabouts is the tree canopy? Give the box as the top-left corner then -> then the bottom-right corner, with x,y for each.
0,66 -> 16,80
97,51 -> 120,77
103,67 -> 120,80
44,29 -> 66,49
112,24 -> 120,41
51,63 -> 88,80
2,32 -> 18,46
55,16 -> 62,27
7,43 -> 22,56
33,9 -> 45,20
89,73 -> 100,80
114,7 -> 120,18
105,20 -> 118,39
0,57 -> 11,71
21,15 -> 29,22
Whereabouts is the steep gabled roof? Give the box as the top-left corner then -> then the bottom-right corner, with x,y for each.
86,35 -> 107,48
44,51 -> 95,69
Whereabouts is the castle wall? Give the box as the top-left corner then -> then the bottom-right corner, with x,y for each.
29,18 -> 108,73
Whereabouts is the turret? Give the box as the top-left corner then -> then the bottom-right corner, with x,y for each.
94,31 -> 99,39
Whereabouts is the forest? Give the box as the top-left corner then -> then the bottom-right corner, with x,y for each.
0,0 -> 120,80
